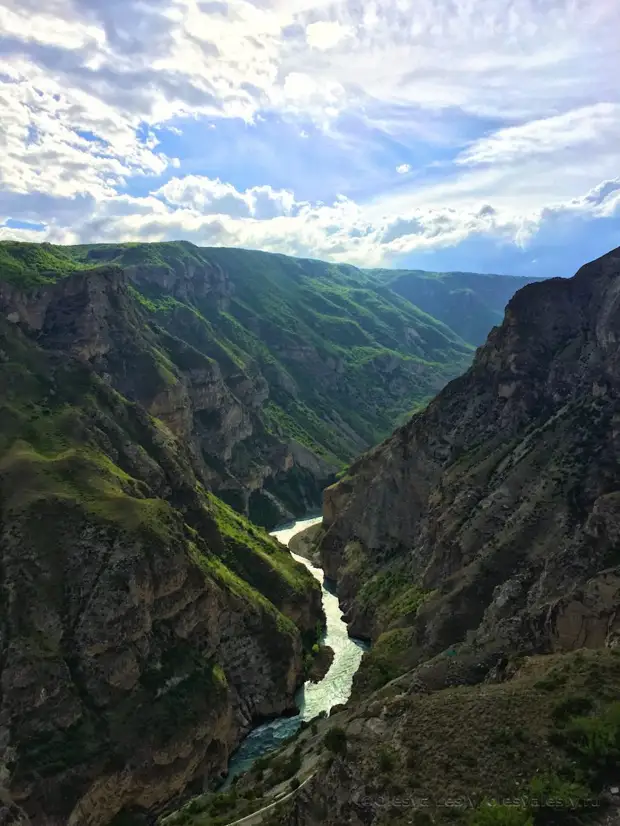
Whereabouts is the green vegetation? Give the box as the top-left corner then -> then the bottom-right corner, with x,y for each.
0,278 -> 320,810
324,726 -> 347,756
357,567 -> 434,628
348,564 -> 435,696
0,240 -> 86,287
205,493 -> 322,642
160,788 -> 262,826
467,802 -> 532,826
0,240 -> 485,492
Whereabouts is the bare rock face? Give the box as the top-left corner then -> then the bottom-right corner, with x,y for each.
319,247 -> 620,677
244,248 -> 620,826
0,266 -> 332,529
0,271 -> 324,825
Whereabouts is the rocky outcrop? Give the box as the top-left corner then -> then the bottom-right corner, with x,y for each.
0,272 -> 324,825
0,266 -> 332,529
288,524 -> 323,566
307,645 -> 335,683
319,246 -> 620,685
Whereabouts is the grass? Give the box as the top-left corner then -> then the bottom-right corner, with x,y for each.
0,301 -> 325,812
207,493 -> 320,602
382,650 -> 619,813
0,241 -> 85,287
352,627 -> 419,698
0,239 -> 477,480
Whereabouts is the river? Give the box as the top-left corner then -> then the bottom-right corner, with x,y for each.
222,516 -> 368,786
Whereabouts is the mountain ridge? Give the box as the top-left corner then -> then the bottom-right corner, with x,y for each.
0,240 -> 539,527
0,262 -> 326,825
318,245 -> 620,690
188,245 -> 620,826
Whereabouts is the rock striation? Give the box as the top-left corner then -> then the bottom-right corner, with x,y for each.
319,246 -> 620,689
0,268 -> 324,825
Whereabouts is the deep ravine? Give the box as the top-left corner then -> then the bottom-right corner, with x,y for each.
222,516 -> 368,787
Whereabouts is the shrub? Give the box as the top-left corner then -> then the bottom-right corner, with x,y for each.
468,801 -> 533,826
529,773 -> 591,809
324,726 -> 347,757
551,695 -> 594,724
560,702 -> 620,783
289,777 -> 301,792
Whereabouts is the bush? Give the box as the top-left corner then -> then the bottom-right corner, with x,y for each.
559,701 -> 620,784
551,694 -> 594,724
468,801 -> 533,826
289,777 -> 301,792
377,747 -> 396,773
529,774 -> 591,809
324,726 -> 347,757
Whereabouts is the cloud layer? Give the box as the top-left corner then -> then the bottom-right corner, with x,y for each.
1,0 -> 619,275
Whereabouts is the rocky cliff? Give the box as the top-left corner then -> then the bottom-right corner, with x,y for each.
0,267 -> 324,825
319,245 -> 620,690
212,246 -> 620,826
4,240 -> 529,528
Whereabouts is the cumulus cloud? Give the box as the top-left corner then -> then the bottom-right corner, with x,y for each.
0,0 -> 619,274
305,21 -> 351,51
154,176 -> 298,219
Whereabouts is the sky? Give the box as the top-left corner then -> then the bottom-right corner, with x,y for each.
0,0 -> 619,277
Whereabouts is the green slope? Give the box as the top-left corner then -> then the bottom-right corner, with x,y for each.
0,241 -> 534,522
371,267 -> 543,345
0,277 -> 326,822
0,240 -> 475,463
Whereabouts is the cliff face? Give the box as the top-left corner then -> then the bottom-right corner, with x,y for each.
0,269 -> 323,825
320,247 -> 620,690
3,240 -> 498,527
151,247 -> 620,826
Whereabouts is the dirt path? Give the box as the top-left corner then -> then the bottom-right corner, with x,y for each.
224,773 -> 314,826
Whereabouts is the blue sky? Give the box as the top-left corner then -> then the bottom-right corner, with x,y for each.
0,0 -> 619,277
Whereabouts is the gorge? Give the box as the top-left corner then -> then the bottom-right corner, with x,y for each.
220,516 -> 367,789
164,245 -> 620,826
5,239 -> 619,826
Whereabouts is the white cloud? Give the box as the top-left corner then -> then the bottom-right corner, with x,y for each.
0,0 -> 618,273
458,104 -> 620,167
305,21 -> 351,51
4,168 -> 618,274
154,176 -> 297,219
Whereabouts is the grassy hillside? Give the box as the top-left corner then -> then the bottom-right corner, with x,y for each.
0,241 -> 478,464
0,287 -> 325,822
0,241 -> 534,522
372,267 -> 543,345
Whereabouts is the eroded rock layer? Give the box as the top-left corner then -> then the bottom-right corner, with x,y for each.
320,246 -> 620,692
0,268 -> 323,825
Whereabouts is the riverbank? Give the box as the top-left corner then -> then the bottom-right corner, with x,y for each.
217,516 -> 367,788
160,516 -> 368,825
288,522 -> 323,566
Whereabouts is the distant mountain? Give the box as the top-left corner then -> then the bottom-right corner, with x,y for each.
371,267 -> 543,345
0,241 -> 534,525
